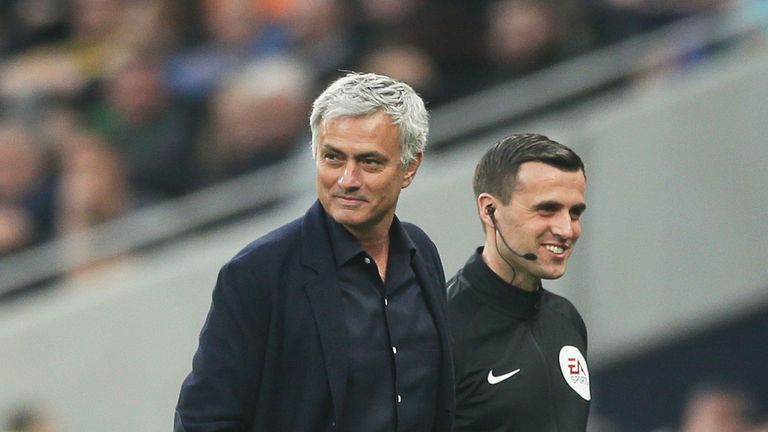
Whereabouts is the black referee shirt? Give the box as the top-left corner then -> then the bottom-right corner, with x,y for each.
326,214 -> 441,432
448,249 -> 590,432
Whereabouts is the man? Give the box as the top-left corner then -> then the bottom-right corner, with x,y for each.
174,72 -> 454,432
448,133 -> 589,431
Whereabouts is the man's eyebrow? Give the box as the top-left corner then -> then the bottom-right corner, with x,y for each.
320,143 -> 341,153
355,151 -> 388,161
533,200 -> 563,211
320,144 -> 388,161
532,201 -> 587,214
571,203 -> 587,214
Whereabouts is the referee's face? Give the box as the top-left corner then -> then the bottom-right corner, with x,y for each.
315,112 -> 421,240
495,161 -> 586,288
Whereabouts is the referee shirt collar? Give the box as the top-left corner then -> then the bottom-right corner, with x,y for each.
464,247 -> 542,319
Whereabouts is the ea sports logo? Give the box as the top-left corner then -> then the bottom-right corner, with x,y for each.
559,345 -> 590,400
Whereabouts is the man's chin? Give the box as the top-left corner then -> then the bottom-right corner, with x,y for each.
330,212 -> 372,233
329,209 -> 364,225
538,266 -> 567,281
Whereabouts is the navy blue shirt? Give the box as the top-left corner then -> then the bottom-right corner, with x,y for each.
326,214 -> 441,432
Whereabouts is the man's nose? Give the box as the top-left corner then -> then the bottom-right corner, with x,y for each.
551,211 -> 575,238
338,162 -> 362,189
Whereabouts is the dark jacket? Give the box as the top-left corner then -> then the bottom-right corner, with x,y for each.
175,200 -> 454,432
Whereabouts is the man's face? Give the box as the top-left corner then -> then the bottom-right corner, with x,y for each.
493,161 -> 586,288
316,112 -> 421,239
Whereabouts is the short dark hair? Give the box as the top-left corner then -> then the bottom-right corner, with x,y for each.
473,133 -> 585,203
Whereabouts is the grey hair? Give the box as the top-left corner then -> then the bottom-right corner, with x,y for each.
309,72 -> 429,168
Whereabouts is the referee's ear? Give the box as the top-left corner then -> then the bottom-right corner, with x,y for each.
477,193 -> 498,233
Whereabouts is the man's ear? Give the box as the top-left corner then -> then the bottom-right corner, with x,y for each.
401,152 -> 423,188
477,193 -> 497,229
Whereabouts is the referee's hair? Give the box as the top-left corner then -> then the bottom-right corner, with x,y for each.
473,133 -> 585,205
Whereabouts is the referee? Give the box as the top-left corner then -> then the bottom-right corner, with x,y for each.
448,133 -> 590,431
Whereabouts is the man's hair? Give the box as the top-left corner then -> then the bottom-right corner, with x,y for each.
309,72 -> 429,168
473,133 -> 585,204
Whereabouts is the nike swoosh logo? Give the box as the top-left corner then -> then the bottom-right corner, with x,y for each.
487,368 -> 521,385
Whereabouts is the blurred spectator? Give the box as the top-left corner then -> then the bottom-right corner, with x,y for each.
353,0 -> 426,49
652,382 -> 762,432
284,0 -> 359,84
201,55 -> 312,183
256,0 -> 297,22
348,0 -> 489,103
56,131 -> 131,235
86,50 -> 198,204
587,0 -> 733,45
113,0 -> 189,54
351,0 -> 425,41
2,404 -> 60,432
165,0 -> 292,101
626,0 -> 759,91
0,0 -> 69,55
0,4 -> 8,53
0,124 -> 56,256
0,0 -> 125,103
36,100 -> 84,152
481,0 -> 596,83
679,383 -> 755,432
488,0 -> 561,75
406,1 -> 489,101
357,43 -> 445,106
54,131 -> 132,278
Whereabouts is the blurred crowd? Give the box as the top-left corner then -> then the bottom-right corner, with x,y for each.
0,0 -> 749,271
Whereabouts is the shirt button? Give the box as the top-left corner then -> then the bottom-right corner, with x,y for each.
392,346 -> 397,354
384,298 -> 388,307
364,257 -> 371,264
397,395 -> 402,403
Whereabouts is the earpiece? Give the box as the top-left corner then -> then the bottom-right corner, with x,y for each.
485,203 -> 537,262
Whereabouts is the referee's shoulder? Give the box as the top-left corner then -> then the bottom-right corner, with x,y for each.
541,288 -> 588,344
540,288 -> 582,319
446,270 -> 471,303
445,270 -> 482,329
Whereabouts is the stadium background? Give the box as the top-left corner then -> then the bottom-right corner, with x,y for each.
1,0 -> 767,431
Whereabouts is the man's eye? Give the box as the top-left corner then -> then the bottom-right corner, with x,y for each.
323,153 -> 340,161
570,206 -> 586,220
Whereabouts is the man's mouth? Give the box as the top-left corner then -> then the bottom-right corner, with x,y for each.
544,244 -> 566,255
335,195 -> 365,204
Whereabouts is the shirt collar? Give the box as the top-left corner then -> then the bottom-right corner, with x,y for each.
324,211 -> 416,268
463,247 -> 543,319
